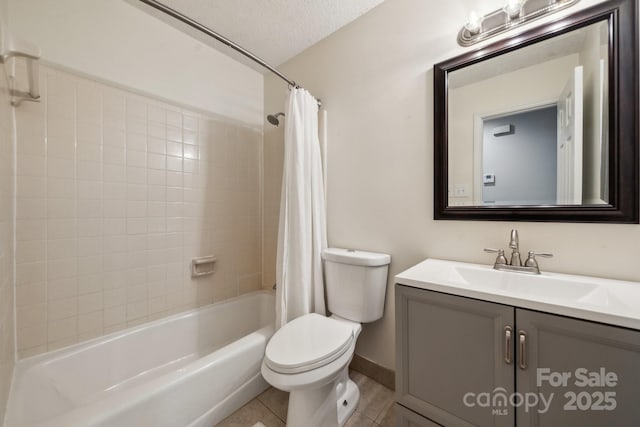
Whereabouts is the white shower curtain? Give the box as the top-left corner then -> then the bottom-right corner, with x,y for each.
276,88 -> 327,328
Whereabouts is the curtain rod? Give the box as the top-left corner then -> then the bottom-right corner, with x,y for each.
137,0 -> 297,88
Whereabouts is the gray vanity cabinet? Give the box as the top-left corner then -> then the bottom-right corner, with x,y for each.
395,285 -> 515,427
396,285 -> 640,427
515,309 -> 640,427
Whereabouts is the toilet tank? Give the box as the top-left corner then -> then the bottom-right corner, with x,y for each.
322,248 -> 391,323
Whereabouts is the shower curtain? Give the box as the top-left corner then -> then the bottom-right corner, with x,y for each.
276,88 -> 327,328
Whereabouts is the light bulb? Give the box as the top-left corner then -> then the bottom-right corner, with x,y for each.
504,0 -> 522,19
465,11 -> 482,34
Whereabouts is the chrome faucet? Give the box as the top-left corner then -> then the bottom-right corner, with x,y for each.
508,229 -> 522,267
484,229 -> 553,274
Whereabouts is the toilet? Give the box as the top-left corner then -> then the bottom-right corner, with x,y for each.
261,248 -> 391,427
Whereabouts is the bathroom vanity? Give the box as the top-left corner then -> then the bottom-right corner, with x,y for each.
394,259 -> 640,427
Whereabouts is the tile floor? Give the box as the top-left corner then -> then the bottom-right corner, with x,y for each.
217,370 -> 395,427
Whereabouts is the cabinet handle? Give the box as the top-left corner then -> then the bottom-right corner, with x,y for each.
504,326 -> 513,364
518,330 -> 528,370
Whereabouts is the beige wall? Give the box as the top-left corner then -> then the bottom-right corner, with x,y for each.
0,31 -> 16,424
263,0 -> 638,370
15,65 -> 262,357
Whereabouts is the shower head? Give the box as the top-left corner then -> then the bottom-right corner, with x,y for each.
267,112 -> 285,126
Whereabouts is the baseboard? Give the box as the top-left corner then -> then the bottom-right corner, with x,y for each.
349,354 -> 395,391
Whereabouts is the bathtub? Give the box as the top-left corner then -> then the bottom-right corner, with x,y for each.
6,290 -> 275,427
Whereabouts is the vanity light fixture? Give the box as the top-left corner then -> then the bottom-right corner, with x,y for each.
458,0 -> 581,46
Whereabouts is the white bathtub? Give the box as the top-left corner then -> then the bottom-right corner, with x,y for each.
6,290 -> 275,427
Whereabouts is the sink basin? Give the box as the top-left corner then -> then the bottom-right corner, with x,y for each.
453,264 -> 598,300
395,258 -> 640,330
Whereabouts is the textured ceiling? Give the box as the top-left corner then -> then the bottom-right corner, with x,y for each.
132,0 -> 386,71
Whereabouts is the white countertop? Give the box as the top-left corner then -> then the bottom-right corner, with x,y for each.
395,258 -> 640,330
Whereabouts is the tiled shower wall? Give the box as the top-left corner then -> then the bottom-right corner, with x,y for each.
15,65 -> 262,357
0,57 -> 16,419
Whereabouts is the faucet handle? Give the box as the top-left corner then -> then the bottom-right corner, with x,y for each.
524,251 -> 553,268
484,248 -> 508,265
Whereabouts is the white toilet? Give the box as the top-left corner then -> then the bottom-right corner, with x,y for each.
261,248 -> 391,427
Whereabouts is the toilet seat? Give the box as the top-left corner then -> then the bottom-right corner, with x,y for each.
265,313 -> 354,374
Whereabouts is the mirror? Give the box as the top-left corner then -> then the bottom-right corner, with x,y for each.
434,0 -> 638,222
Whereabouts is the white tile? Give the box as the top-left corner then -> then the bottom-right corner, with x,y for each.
147,137 -> 165,156
48,297 -> 78,321
147,186 -> 166,202
17,303 -> 47,328
103,165 -> 126,183
77,255 -> 102,277
77,161 -> 102,181
16,262 -> 46,287
183,130 -> 197,145
148,123 -> 166,139
126,201 -> 147,218
126,133 -> 146,152
78,274 -> 103,295
47,158 -> 75,179
77,199 -> 102,218
16,323 -> 46,350
48,317 -> 77,342
148,106 -> 166,124
103,145 -> 126,166
17,154 -> 45,177
77,218 -> 102,237
104,288 -> 126,308
16,219 -> 46,242
78,292 -> 102,314
126,300 -> 147,320
17,198 -> 46,219
166,156 -> 183,172
47,178 -> 76,199
166,171 -> 183,187
126,184 -> 147,201
46,199 -> 75,219
78,311 -> 103,333
15,283 -> 46,307
126,166 -> 146,184
47,278 -> 77,300
167,142 -> 182,157
148,153 -> 166,170
127,235 -> 147,253
126,98 -> 147,119
103,182 -> 126,200
183,115 -> 198,131
77,181 -> 102,200
103,253 -> 127,272
166,111 -> 182,128
166,187 -> 183,203
47,239 -> 77,260
147,169 -> 166,186
103,126 -> 126,148
16,240 -> 45,264
126,120 -> 146,136
78,237 -> 102,257
147,202 -> 165,218
77,123 -> 101,145
103,305 -> 126,327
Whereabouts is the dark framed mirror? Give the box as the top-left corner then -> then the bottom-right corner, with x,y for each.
434,0 -> 638,223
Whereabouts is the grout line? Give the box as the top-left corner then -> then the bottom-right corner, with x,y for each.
256,396 -> 286,423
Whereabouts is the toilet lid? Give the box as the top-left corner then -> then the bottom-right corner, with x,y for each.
265,313 -> 354,374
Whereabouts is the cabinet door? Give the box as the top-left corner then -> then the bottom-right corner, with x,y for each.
396,285 -> 515,427
516,309 -> 640,427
